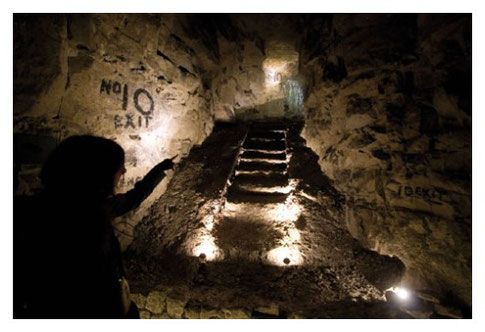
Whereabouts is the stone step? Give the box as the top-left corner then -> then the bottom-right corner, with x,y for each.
226,187 -> 288,204
238,161 -> 287,172
246,131 -> 285,140
240,150 -> 287,160
250,123 -> 289,131
243,139 -> 286,151
230,183 -> 291,195
244,137 -> 281,143
234,173 -> 289,187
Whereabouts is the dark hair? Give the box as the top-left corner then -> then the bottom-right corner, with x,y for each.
40,135 -> 125,199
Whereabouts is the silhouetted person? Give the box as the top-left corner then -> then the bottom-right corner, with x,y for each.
14,135 -> 175,318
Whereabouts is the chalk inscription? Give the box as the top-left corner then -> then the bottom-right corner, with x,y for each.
397,185 -> 442,201
100,79 -> 155,129
134,88 -> 154,116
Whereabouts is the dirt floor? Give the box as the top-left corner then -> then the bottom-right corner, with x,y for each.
123,121 -> 419,318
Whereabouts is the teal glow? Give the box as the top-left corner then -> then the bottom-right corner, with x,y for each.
283,80 -> 304,115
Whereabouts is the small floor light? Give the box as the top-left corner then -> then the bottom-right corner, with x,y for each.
395,287 -> 409,301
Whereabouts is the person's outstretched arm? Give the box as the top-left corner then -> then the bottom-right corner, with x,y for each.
106,158 -> 175,217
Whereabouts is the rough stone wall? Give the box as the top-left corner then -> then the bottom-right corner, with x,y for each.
300,14 -> 471,306
14,14 -> 216,248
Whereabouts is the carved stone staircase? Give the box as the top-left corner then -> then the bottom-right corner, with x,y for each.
227,123 -> 289,205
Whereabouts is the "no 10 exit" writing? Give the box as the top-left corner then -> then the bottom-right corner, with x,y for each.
100,79 -> 155,129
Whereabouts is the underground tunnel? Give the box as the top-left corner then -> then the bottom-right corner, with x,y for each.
13,13 -> 471,319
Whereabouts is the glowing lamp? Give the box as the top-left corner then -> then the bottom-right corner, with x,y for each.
192,237 -> 218,261
395,287 -> 409,300
386,286 -> 411,303
267,246 -> 303,266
